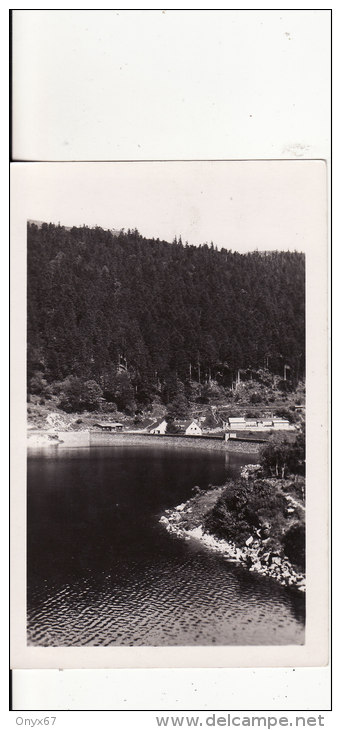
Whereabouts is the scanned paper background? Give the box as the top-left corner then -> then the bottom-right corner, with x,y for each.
10,8 -> 331,711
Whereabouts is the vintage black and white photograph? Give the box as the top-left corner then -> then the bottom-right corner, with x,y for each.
18,159 -> 322,653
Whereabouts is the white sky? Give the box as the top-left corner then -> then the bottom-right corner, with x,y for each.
13,160 -> 326,252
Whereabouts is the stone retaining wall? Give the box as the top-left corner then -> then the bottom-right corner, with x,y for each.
54,430 -> 263,453
89,431 -> 262,453
224,439 -> 263,454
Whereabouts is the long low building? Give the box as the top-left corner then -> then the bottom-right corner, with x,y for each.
224,416 -> 295,431
93,422 -> 123,432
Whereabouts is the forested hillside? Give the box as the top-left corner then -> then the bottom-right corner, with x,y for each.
27,222 -> 305,410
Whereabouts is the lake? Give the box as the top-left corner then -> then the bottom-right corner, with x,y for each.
27,445 -> 305,646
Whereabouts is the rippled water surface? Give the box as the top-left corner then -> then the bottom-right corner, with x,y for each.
27,446 -> 305,646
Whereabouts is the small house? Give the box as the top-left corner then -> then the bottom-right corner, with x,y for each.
177,420 -> 202,436
150,419 -> 168,435
185,420 -> 202,436
95,422 -> 123,432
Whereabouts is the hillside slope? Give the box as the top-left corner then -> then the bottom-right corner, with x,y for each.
27,222 -> 305,407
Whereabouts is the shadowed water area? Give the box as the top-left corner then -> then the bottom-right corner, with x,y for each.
27,446 -> 305,646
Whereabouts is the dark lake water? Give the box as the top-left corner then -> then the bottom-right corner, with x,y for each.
27,445 -> 305,646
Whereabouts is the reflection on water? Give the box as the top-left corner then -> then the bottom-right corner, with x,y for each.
27,446 -> 305,646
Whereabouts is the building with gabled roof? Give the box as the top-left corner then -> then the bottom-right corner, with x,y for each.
149,419 -> 168,435
176,420 -> 202,436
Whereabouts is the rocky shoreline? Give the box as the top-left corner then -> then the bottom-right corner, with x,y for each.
160,489 -> 306,593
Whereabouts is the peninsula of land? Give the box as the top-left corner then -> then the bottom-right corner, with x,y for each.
160,466 -> 306,592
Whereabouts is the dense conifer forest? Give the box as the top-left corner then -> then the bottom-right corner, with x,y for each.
27,221 -> 305,411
